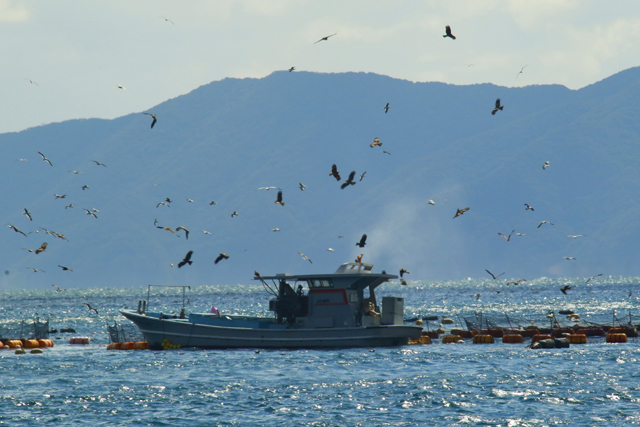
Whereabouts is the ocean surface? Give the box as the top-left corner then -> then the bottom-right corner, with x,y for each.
0,276 -> 639,426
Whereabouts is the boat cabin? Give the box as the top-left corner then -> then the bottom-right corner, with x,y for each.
255,263 -> 405,328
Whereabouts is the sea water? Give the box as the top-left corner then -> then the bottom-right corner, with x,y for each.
0,277 -> 638,426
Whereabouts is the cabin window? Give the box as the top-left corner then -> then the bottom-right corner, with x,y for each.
308,279 -> 333,288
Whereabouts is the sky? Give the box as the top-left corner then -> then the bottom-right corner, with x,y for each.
1,0 -> 639,135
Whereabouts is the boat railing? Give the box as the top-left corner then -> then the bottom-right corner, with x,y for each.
143,284 -> 191,314
333,262 -> 373,274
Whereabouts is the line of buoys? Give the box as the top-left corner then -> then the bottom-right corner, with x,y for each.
4,340 -> 22,348
69,337 -> 90,345
22,339 -> 40,348
409,336 -> 432,345
606,333 -> 628,343
38,339 -> 54,347
107,341 -> 150,350
608,326 -> 638,337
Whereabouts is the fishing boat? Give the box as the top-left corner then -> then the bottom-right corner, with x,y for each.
120,262 -> 422,349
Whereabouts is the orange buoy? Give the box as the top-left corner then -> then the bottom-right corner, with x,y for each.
502,334 -> 524,344
132,341 -> 149,350
22,339 -> 40,348
532,334 -> 553,344
420,336 -> 432,344
442,334 -> 463,344
606,333 -> 628,343
5,340 -> 22,348
107,342 -> 122,350
567,334 -> 587,344
472,334 -> 495,344
458,330 -> 478,339
120,341 -> 135,350
69,337 -> 90,345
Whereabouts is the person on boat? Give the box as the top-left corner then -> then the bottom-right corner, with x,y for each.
363,301 -> 380,317
210,305 -> 219,315
355,253 -> 363,263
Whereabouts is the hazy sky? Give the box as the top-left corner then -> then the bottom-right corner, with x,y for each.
1,0 -> 639,134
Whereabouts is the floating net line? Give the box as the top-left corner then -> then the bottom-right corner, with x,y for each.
107,320 -> 144,343
0,318 -> 50,340
461,311 -> 640,331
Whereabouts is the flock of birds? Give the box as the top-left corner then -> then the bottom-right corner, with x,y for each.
7,23 -> 615,318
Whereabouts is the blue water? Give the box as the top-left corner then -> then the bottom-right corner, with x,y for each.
0,277 -> 638,426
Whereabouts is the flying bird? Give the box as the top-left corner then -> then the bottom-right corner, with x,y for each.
209,201 -> 217,205
23,208 -> 33,221
400,268 -> 410,278
24,78 -> 39,86
370,138 -> 382,148
356,234 -> 367,248
275,191 -> 285,206
443,25 -> 456,39
231,211 -> 239,217
475,293 -> 481,300
453,207 -> 470,218
563,256 -> 577,260
82,185 -> 90,191
54,194 -> 66,199
258,186 -> 280,191
498,230 -> 515,241
298,252 -> 312,263
38,151 -> 52,166
400,279 -> 408,286
491,99 -> 504,115
382,150 -> 391,155
383,103 -> 390,113
542,161 -> 550,170
157,226 -> 175,234
58,265 -> 73,272
271,228 -> 281,232
428,200 -> 435,205
187,199 -> 194,203
485,269 -> 505,280
288,66 -> 295,72
507,279 -> 527,285
92,160 -> 106,167
34,242 -> 47,254
516,65 -> 528,79
156,202 -> 170,208
178,251 -> 193,268
327,248 -> 334,252
314,33 -> 337,44
143,112 -> 157,128
585,273 -> 603,283
330,164 -> 341,181
214,253 -> 229,264
7,225 -> 26,236
83,209 -> 98,218
359,171 -> 366,181
83,303 -> 98,314
64,204 -> 74,209
176,226 -> 189,239
161,16 -> 174,25
299,183 -> 306,191
203,230 -> 212,235
51,284 -> 65,292
341,171 -> 356,189
567,235 -> 584,239
537,221 -> 554,228
560,285 -> 572,295
524,203 -> 534,211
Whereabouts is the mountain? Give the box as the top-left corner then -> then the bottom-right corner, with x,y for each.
2,67 -> 640,290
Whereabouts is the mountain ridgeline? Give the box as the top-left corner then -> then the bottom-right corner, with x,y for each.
2,68 -> 640,290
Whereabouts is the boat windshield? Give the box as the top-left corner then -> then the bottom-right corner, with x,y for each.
307,279 -> 333,288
